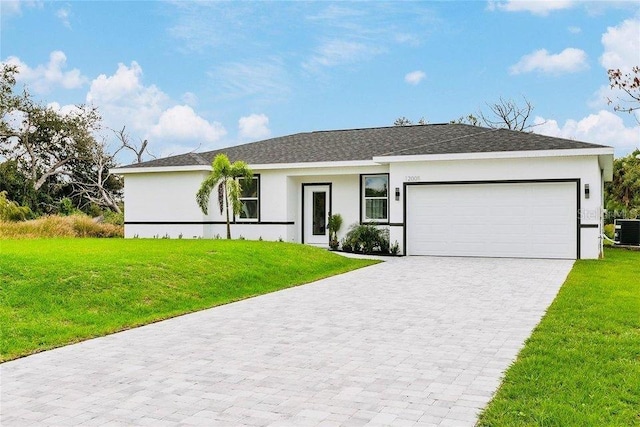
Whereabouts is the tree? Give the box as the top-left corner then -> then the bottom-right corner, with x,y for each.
67,139 -> 123,214
479,96 -> 535,131
196,154 -> 253,239
605,148 -> 640,219
0,65 -> 100,192
393,117 -> 427,126
450,114 -> 480,126
0,64 -> 133,215
607,66 -> 640,122
113,126 -> 155,164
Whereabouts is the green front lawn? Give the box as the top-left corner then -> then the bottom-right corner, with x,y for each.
478,248 -> 640,426
0,239 -> 376,362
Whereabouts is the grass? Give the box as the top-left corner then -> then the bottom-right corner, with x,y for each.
0,239 -> 377,362
0,215 -> 123,238
478,248 -> 640,426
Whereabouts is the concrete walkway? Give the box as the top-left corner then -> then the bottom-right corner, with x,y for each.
1,257 -> 573,426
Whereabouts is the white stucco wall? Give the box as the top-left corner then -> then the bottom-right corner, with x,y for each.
123,171 -> 209,238
387,155 -> 603,258
119,154 -> 605,258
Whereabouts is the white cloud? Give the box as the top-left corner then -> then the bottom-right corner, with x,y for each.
568,26 -> 581,34
404,70 -> 426,85
238,114 -> 270,140
509,48 -> 588,75
86,61 -> 168,135
181,92 -> 198,107
86,62 -> 225,156
303,40 -> 384,70
3,51 -> 87,93
600,18 -> 640,71
56,7 -> 71,29
149,105 -> 226,144
590,18 -> 640,110
46,102 -> 81,116
394,33 -> 421,46
487,0 -> 574,15
211,59 -> 290,101
1,0 -> 41,17
533,110 -> 639,155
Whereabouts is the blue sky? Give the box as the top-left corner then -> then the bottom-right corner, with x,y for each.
2,0 -> 639,161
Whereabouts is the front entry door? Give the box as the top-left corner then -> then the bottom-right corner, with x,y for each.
303,184 -> 330,245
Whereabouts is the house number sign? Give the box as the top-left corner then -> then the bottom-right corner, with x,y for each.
405,175 -> 421,182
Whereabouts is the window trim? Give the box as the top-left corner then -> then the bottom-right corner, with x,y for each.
360,173 -> 390,224
235,174 -> 260,223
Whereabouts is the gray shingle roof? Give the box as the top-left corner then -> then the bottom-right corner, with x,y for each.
120,123 -> 609,169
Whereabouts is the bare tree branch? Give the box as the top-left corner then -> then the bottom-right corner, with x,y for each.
479,96 -> 535,131
112,126 -> 156,163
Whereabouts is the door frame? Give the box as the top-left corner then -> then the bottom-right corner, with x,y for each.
301,182 -> 332,244
403,178 -> 581,259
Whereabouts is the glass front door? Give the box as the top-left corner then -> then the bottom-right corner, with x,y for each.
312,191 -> 326,235
303,184 -> 330,245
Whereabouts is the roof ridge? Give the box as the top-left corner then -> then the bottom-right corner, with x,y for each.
188,152 -> 209,165
378,127 -> 499,156
308,122 -> 452,134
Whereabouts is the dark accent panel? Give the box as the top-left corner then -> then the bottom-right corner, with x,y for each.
125,221 -> 294,225
403,182 -> 407,256
577,178 -> 581,259
403,178 -> 581,259
389,223 -> 404,227
404,178 -> 581,186
580,224 -> 599,228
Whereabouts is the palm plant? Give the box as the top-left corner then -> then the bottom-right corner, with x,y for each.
196,154 -> 253,239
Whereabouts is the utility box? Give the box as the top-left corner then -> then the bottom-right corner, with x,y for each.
615,219 -> 640,246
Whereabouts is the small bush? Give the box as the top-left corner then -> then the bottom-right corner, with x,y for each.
604,223 -> 615,239
102,210 -> 124,226
58,198 -> 76,216
0,214 -> 123,238
0,191 -> 32,221
343,223 -> 390,254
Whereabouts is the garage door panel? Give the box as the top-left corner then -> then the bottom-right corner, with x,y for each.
406,182 -> 577,259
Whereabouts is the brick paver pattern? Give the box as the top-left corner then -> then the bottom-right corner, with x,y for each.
1,256 -> 573,426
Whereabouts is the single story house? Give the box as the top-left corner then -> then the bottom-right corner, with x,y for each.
112,123 -> 614,259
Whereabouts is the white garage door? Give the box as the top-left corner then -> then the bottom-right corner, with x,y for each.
406,182 -> 577,259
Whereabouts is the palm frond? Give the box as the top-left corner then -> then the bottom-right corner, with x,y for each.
196,174 -> 220,215
226,179 -> 243,216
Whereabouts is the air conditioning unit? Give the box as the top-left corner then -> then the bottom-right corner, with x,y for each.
614,219 -> 640,246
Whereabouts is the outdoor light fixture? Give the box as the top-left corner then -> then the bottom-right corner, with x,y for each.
395,187 -> 400,201
585,183 -> 590,199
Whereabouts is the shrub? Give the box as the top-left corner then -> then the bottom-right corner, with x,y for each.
0,214 -> 123,238
343,223 -> 390,254
341,240 -> 353,252
604,223 -> 615,240
102,210 -> 124,226
58,198 -> 75,216
0,191 -> 32,221
328,214 -> 343,238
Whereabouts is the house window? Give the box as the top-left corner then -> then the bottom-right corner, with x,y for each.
238,176 -> 259,220
362,174 -> 388,221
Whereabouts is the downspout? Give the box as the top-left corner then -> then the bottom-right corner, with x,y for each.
601,168 -> 604,259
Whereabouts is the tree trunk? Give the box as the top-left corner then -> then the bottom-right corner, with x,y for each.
33,158 -> 72,190
224,181 -> 231,239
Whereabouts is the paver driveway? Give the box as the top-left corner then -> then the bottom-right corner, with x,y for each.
1,256 -> 573,426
